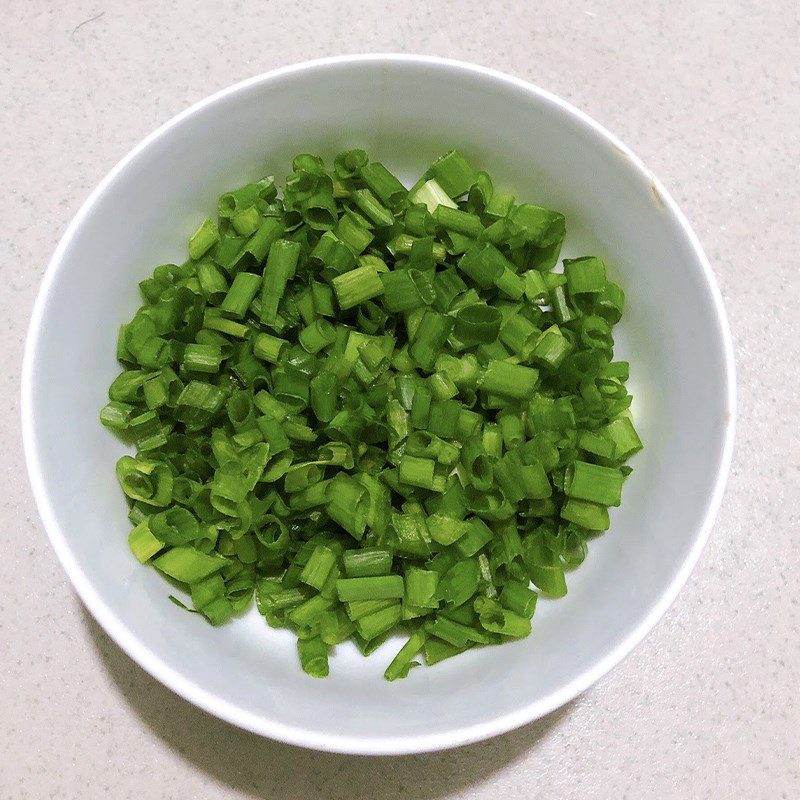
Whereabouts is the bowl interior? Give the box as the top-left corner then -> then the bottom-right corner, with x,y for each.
24,57 -> 733,753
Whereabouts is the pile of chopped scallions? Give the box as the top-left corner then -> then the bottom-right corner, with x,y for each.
102,149 -> 642,680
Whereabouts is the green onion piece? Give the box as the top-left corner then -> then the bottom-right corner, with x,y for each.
458,243 -> 509,289
116,456 -> 173,506
427,513 -> 469,546
288,594 -> 333,627
231,206 -> 260,237
428,371 -> 458,401
311,281 -> 336,317
424,637 -> 467,665
427,150 -> 478,198
297,635 -> 330,678
523,269 -> 549,303
334,148 -> 368,178
409,310 -> 454,371
351,188 -> 395,227
475,596 -> 532,638
335,212 -> 374,254
345,598 -> 395,622
561,497 -> 611,531
202,310 -> 249,339
439,559 -> 480,608
453,304 -> 501,345
153,546 -> 226,583
360,162 -> 408,209
191,573 -> 226,610
409,178 -> 458,213
432,205 -> 484,239
252,333 -> 287,364
530,324 -> 572,369
197,261 -> 229,302
299,545 -> 338,591
484,192 -> 514,218
468,171 -> 493,211
523,534 -> 567,596
331,264 -> 384,310
390,511 -> 432,558
326,474 -> 370,540
183,343 -> 224,374
311,231 -> 356,273
499,581 -> 538,618
404,567 -> 439,608
493,267 -> 525,300
128,521 -> 164,563
356,603 -> 402,640
188,219 -> 220,260
379,269 -> 436,313
272,367 -> 309,412
597,416 -> 643,460
343,548 -> 393,578
238,217 -> 285,270
455,517 -> 494,558
309,370 -> 337,423
220,272 -> 261,319
510,204 -> 565,247
426,615 -> 490,647
384,628 -> 426,681
551,284 -> 577,324
260,239 -> 300,326
565,460 -> 624,506
478,361 -> 539,400
298,318 -> 337,354
398,454 -> 441,491
564,256 -> 607,295
336,575 -> 404,602
404,203 -> 435,236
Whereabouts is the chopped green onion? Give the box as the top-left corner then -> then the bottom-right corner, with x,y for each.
103,149 -> 639,681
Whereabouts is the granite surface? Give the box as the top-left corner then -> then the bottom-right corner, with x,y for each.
2,1 -> 799,798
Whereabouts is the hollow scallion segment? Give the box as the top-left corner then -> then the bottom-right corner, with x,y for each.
260,239 -> 300,326
331,265 -> 385,310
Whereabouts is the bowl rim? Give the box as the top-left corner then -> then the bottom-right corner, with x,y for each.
21,53 -> 736,755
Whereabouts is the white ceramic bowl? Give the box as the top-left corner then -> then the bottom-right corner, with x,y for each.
22,55 -> 735,755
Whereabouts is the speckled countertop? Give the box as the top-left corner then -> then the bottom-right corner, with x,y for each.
2,2 -> 799,798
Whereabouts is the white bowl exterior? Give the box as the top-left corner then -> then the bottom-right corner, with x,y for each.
22,55 -> 735,754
